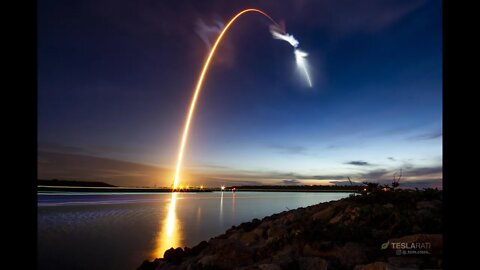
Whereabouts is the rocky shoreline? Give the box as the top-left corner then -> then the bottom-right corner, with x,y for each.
139,189 -> 442,270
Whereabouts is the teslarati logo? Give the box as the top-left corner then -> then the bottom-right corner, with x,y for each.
381,240 -> 432,255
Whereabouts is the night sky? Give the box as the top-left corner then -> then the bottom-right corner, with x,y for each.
38,0 -> 442,188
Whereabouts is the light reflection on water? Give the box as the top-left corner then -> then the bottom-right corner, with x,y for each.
38,191 -> 351,270
154,192 -> 181,258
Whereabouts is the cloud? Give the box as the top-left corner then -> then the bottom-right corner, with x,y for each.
38,141 -> 94,155
359,166 -> 442,184
345,160 -> 372,166
281,179 -> 302,185
397,179 -> 442,189
267,144 -> 307,155
408,131 -> 442,141
361,168 -> 392,180
37,151 -> 171,187
37,151 -> 442,189
192,175 -> 264,187
194,164 -> 231,170
387,157 -> 396,161
202,170 -> 346,182
330,180 -> 361,186
38,141 -> 150,157
195,18 -> 223,51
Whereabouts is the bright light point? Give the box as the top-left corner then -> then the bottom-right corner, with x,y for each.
200,185 -> 204,189
294,49 -> 313,87
221,185 -> 225,190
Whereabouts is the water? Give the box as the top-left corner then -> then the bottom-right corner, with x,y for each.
38,191 -> 351,270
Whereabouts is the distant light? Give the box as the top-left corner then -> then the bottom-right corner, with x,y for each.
221,185 -> 225,191
200,185 -> 204,189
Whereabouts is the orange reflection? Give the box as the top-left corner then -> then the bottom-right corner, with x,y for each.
232,192 -> 236,218
219,191 -> 224,223
195,206 -> 202,226
153,192 -> 181,258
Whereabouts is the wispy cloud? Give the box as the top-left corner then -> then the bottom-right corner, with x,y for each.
281,179 -> 302,185
38,151 -> 442,189
194,164 -> 231,170
359,166 -> 442,183
37,151 -> 170,187
267,143 -> 308,155
345,160 -> 372,166
38,141 -> 148,157
38,141 -> 94,155
408,131 -> 442,141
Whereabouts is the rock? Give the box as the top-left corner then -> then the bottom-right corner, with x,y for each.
387,256 -> 423,268
197,255 -> 217,267
354,261 -> 418,270
337,242 -> 368,268
258,263 -> 282,270
312,206 -> 335,221
303,242 -> 367,268
185,241 -> 208,257
258,220 -> 273,230
383,203 -> 394,209
285,211 -> 300,223
416,200 -> 440,210
229,230 -> 243,241
239,219 -> 262,232
137,258 -> 161,270
328,212 -> 343,224
266,225 -> 287,241
240,230 -> 260,246
269,244 -> 299,265
138,190 -> 442,270
164,247 -> 185,263
198,239 -> 254,269
298,257 -> 329,270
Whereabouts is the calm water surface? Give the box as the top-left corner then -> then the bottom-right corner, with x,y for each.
38,191 -> 351,270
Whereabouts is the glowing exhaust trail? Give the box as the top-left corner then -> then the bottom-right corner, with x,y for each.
172,9 -> 278,189
270,26 -> 313,87
294,49 -> 313,87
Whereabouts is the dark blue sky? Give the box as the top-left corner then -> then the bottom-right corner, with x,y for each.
38,0 -> 442,188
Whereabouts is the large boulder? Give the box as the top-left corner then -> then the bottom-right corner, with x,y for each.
354,261 -> 418,270
298,257 -> 329,270
198,239 -> 254,269
312,206 -> 336,221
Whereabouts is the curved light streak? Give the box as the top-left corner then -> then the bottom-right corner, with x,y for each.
172,9 -> 278,189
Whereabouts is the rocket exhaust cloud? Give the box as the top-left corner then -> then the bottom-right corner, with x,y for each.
269,25 -> 313,87
172,9 -> 312,189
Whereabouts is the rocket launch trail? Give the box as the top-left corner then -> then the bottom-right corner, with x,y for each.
172,9 -> 309,189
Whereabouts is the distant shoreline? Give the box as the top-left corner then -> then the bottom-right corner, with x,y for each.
37,185 -> 360,193
37,179 -> 363,193
37,185 -> 211,193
